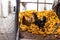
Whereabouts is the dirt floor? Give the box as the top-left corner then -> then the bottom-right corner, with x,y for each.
20,31 -> 60,40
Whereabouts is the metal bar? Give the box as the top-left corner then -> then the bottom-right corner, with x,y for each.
37,0 -> 39,11
49,23 -> 60,40
16,0 -> 20,30
44,0 -> 46,10
38,2 -> 53,4
16,0 -> 20,40
19,2 -> 53,4
20,2 -> 37,3
52,23 -> 60,34
16,28 -> 20,40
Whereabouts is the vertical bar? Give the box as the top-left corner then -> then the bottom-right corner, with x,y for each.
58,0 -> 59,2
44,0 -> 46,10
16,0 -> 20,31
37,0 -> 39,11
16,0 -> 20,40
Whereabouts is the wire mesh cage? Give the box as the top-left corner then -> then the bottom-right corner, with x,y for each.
17,0 -> 60,40
0,14 -> 17,40
0,0 -> 17,40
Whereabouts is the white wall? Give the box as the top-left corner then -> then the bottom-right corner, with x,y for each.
1,0 -> 8,17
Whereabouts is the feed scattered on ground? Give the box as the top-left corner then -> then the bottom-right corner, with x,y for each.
19,10 -> 60,35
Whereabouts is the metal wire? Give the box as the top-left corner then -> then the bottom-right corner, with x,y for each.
49,23 -> 60,40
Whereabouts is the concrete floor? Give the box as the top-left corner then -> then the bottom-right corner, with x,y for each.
0,14 -> 16,40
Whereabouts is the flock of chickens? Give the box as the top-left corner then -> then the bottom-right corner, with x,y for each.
19,10 -> 60,36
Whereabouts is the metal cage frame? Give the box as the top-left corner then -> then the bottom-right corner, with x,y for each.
16,0 -> 56,40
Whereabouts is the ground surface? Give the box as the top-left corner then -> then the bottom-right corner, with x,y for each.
20,31 -> 60,40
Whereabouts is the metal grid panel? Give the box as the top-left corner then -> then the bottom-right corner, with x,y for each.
18,0 -> 55,40
20,0 -> 53,11
21,0 -> 37,2
0,14 -> 16,40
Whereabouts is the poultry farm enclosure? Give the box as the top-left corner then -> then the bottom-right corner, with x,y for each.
16,0 -> 60,40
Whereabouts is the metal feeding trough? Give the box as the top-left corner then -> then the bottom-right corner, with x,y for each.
16,0 -> 60,40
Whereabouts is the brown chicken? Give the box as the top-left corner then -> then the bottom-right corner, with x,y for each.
22,16 -> 31,26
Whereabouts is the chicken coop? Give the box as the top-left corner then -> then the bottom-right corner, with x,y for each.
16,0 -> 60,40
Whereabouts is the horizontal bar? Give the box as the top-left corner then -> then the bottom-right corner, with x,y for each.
19,2 -> 53,4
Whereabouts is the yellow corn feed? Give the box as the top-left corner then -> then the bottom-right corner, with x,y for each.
19,10 -> 60,35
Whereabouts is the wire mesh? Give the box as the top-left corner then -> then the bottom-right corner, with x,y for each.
0,14 -> 16,40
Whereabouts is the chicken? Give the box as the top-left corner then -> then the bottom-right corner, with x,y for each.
22,16 -> 31,26
33,13 -> 46,31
